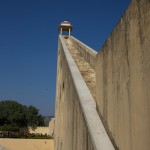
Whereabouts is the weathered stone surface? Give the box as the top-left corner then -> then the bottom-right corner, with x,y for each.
55,1 -> 150,150
0,139 -> 54,150
96,0 -> 150,150
54,36 -> 115,150
70,36 -> 97,69
64,38 -> 96,99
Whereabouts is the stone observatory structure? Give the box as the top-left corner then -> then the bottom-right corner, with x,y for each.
55,0 -> 150,150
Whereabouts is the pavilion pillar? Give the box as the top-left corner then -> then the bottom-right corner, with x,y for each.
69,29 -> 70,37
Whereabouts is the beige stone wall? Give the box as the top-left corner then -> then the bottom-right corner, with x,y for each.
29,127 -> 49,135
55,1 -> 150,150
29,119 -> 55,137
0,139 -> 54,150
55,36 -> 94,150
95,0 -> 150,150
54,36 -> 114,150
70,36 -> 97,68
49,118 -> 55,137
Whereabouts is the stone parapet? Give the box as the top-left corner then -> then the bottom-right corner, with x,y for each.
69,36 -> 97,68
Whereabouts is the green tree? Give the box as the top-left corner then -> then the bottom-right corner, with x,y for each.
27,105 -> 44,129
0,100 -> 44,135
0,100 -> 27,127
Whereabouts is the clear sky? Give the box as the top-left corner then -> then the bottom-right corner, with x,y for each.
0,0 -> 131,116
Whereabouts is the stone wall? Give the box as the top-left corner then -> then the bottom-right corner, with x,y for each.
0,139 -> 54,150
29,127 -> 49,135
0,145 -> 10,150
49,118 -> 55,137
54,36 -> 114,150
70,36 -> 97,68
95,0 -> 150,150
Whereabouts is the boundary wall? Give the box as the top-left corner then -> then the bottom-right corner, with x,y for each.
29,127 -> 49,135
0,139 -> 54,150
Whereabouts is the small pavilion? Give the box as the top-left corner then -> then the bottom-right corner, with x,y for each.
58,21 -> 73,37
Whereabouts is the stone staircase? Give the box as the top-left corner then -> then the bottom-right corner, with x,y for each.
64,38 -> 96,100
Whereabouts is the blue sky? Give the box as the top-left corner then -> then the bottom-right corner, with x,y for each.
0,0 -> 131,116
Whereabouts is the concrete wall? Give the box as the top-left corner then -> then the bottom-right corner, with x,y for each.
29,119 -> 55,137
49,118 -> 55,137
0,145 -> 10,150
29,127 -> 49,135
54,36 -> 114,150
95,0 -> 150,150
0,139 -> 54,150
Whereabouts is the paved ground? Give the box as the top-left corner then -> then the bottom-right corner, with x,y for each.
0,139 -> 54,150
